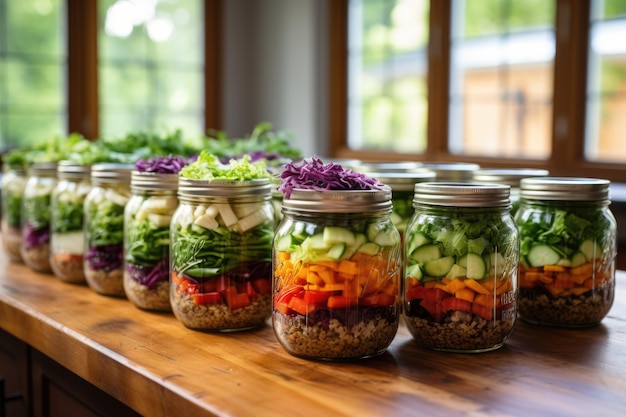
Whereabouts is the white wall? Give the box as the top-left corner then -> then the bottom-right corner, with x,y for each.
222,0 -> 328,158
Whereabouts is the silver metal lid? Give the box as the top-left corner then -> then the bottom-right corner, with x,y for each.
413,182 -> 511,207
178,177 -> 272,199
4,164 -> 27,174
354,161 -> 423,173
419,162 -> 480,181
520,177 -> 610,201
365,170 -> 436,191
90,163 -> 134,185
282,187 -> 392,213
473,168 -> 550,187
27,162 -> 58,177
57,160 -> 91,179
131,171 -> 179,192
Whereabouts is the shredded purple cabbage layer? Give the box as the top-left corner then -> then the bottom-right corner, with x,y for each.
22,222 -> 50,250
135,155 -> 188,174
127,259 -> 169,288
85,244 -> 123,271
279,156 -> 385,198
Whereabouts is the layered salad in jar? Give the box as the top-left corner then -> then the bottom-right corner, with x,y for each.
124,156 -> 187,311
50,165 -> 91,283
516,203 -> 615,326
21,164 -> 57,273
272,157 -> 402,360
84,166 -> 132,296
1,162 -> 28,262
170,153 -> 275,331
404,208 -> 518,352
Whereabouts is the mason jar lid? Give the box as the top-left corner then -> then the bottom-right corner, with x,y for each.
282,187 -> 393,213
354,161 -> 423,173
27,162 -> 58,177
520,177 -> 610,201
90,163 -> 134,185
419,162 -> 480,181
3,164 -> 27,174
57,160 -> 91,180
366,170 -> 436,191
178,177 -> 272,199
473,168 -> 550,187
131,171 -> 179,192
413,182 -> 511,207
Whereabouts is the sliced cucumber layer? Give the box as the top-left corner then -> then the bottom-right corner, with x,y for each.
524,240 -> 599,268
406,237 -> 512,282
276,222 -> 400,263
527,244 -> 561,267
424,256 -> 455,277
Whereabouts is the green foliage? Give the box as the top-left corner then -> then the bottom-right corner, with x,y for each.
463,0 -> 555,38
197,122 -> 301,162
179,152 -> 272,181
603,0 -> 626,18
516,205 -> 608,259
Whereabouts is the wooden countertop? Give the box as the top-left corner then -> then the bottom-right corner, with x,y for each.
1,253 -> 626,417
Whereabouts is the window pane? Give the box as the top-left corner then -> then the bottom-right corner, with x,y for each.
449,0 -> 555,159
585,1 -> 626,162
0,0 -> 66,150
347,0 -> 429,153
98,0 -> 204,139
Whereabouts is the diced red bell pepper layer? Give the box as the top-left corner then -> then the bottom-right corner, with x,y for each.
406,285 -> 499,322
273,286 -> 397,315
174,273 -> 271,309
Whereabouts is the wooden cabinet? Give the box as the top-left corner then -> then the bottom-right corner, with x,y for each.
0,329 -> 29,417
0,329 -> 139,417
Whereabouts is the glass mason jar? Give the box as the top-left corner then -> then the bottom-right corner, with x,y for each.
270,186 -> 284,224
21,162 -> 58,273
50,161 -> 91,284
365,170 -> 436,237
84,163 -> 133,297
1,164 -> 28,262
272,188 -> 402,360
472,168 -> 549,216
404,183 -> 519,353
515,177 -> 616,327
419,162 -> 480,182
170,178 -> 275,331
124,171 -> 179,311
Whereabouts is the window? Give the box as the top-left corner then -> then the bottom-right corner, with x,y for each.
98,0 -> 205,139
330,0 -> 626,183
449,0 -> 555,159
0,0 -> 220,152
347,0 -> 429,153
0,0 -> 66,150
586,0 -> 626,162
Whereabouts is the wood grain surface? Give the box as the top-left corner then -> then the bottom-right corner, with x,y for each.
1,253 -> 625,417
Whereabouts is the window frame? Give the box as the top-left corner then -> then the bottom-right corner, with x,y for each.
328,0 -> 626,183
65,0 -> 221,140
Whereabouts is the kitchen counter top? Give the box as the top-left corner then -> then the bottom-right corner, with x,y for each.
1,253 -> 625,417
